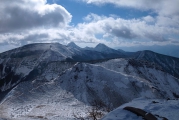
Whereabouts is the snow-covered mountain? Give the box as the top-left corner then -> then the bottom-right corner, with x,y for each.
0,43 -> 74,93
67,42 -> 127,61
67,42 -> 81,50
1,59 -> 179,119
0,43 -> 179,120
97,58 -> 179,99
133,50 -> 179,79
102,98 -> 179,120
94,43 -> 116,53
84,43 -> 126,58
0,43 -> 127,93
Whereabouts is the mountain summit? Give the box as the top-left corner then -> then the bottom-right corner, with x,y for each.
94,43 -> 125,57
67,42 -> 81,49
94,43 -> 110,52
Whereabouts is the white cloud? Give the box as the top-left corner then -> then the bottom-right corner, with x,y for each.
0,0 -> 73,52
0,0 -> 179,53
82,0 -> 179,16
1,12 -> 178,51
67,12 -> 179,48
78,0 -> 179,46
81,0 -> 179,28
73,13 -> 177,42
142,16 -> 155,23
156,16 -> 179,28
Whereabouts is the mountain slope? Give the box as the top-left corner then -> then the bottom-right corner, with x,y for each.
94,43 -> 126,57
102,98 -> 179,120
132,50 -> 179,79
58,63 -> 162,106
0,60 -> 179,119
67,42 -> 81,50
94,43 -> 115,53
0,43 -> 74,93
0,43 -> 127,94
0,43 -> 179,120
97,58 -> 179,99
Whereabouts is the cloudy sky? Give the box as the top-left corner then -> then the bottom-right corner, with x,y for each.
0,0 -> 179,54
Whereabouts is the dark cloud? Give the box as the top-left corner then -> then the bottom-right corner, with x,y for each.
0,0 -> 72,33
0,33 -> 49,46
110,27 -> 138,39
104,23 -> 138,39
20,33 -> 49,45
0,7 -> 63,33
145,33 -> 167,42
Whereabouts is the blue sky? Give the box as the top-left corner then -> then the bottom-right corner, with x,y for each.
47,0 -> 156,24
0,0 -> 179,56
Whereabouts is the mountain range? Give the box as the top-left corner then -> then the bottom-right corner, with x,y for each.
0,42 -> 179,120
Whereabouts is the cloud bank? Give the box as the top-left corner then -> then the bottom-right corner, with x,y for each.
0,0 -> 179,52
82,0 -> 179,16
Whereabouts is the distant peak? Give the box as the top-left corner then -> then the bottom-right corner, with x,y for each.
95,43 -> 108,48
94,43 -> 114,53
67,42 -> 80,49
68,42 -> 76,46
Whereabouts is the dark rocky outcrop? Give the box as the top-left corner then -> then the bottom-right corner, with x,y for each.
124,106 -> 157,120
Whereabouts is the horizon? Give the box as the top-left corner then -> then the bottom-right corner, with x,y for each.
1,41 -> 179,58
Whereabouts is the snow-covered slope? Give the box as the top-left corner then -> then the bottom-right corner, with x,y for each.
58,63 -> 163,106
0,62 -> 78,120
0,43 -> 126,94
102,98 -> 179,120
0,43 -> 75,93
0,61 -> 179,120
1,43 -> 179,120
97,58 -> 179,99
132,50 -> 179,79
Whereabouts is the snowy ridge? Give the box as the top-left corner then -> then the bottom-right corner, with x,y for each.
58,62 -> 161,106
1,60 -> 179,119
134,50 -> 179,79
102,98 -> 179,120
0,43 -> 74,92
67,42 -> 81,50
0,43 -> 179,120
97,58 -> 179,99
